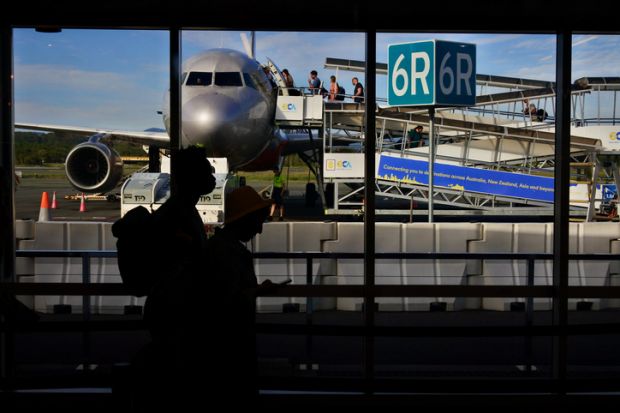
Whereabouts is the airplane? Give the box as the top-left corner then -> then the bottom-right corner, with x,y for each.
16,35 -> 315,194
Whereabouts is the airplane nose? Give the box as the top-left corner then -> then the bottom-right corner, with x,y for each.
182,94 -> 240,147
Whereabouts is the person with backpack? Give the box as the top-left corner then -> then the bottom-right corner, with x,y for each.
328,75 -> 344,101
112,145 -> 215,410
203,186 -> 282,406
523,99 -> 548,122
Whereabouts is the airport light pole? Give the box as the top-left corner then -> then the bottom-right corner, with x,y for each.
428,107 -> 435,223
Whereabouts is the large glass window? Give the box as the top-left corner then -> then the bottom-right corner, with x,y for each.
6,24 -> 620,403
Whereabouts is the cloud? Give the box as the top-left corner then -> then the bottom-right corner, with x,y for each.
512,37 -> 555,50
183,30 -> 245,53
573,35 -> 599,47
510,63 -> 556,82
473,34 -> 526,45
14,63 -> 136,93
16,99 -> 164,131
14,63 -> 166,130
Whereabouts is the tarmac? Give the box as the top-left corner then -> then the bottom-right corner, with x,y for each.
13,166 -> 560,224
14,167 -> 324,222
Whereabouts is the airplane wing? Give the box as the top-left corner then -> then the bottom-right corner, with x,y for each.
281,129 -> 365,156
281,130 -> 322,155
15,122 -> 170,147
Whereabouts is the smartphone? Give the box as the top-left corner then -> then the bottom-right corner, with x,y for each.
279,279 -> 292,285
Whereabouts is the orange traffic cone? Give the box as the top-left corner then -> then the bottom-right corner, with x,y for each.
51,191 -> 58,209
79,193 -> 87,212
38,192 -> 51,222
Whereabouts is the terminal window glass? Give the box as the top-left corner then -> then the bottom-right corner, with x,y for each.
214,72 -> 243,86
186,72 -> 212,86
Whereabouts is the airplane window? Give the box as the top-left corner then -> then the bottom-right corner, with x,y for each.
214,72 -> 243,87
243,73 -> 257,89
186,72 -> 212,86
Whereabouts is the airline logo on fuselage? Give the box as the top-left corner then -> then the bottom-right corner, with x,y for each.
608,131 -> 620,141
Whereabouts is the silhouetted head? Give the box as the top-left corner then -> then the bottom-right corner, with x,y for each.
224,186 -> 272,242
174,146 -> 216,201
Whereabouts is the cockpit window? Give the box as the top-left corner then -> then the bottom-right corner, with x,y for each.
214,72 -> 243,87
243,73 -> 257,89
186,72 -> 212,86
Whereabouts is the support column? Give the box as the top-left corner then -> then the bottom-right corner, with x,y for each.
169,28 -> 181,195
0,25 -> 14,283
553,29 -> 571,393
363,28 -> 376,392
0,22 -> 14,387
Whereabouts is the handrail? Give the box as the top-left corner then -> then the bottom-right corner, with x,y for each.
5,249 -> 620,394
8,250 -> 620,299
15,249 -> 620,260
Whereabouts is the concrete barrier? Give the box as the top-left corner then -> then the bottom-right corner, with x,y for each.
17,220 -> 620,314
469,223 -> 553,311
253,222 -> 337,312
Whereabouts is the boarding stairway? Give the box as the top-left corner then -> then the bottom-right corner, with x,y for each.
318,76 -> 620,217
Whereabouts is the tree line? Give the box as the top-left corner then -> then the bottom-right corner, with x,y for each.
15,131 -> 145,165
15,131 -> 310,168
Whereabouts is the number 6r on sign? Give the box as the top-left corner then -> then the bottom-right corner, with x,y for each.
388,40 -> 476,107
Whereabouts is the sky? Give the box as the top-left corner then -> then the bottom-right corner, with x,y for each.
12,29 -> 620,131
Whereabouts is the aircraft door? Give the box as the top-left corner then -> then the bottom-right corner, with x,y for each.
266,58 -> 289,96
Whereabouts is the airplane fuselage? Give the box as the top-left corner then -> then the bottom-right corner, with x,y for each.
162,49 -> 281,171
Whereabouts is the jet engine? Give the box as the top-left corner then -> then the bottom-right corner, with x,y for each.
65,141 -> 123,193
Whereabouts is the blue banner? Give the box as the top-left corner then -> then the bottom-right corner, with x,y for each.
601,184 -> 617,200
377,155 -> 554,202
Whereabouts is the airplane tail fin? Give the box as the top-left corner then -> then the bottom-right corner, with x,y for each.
240,31 -> 255,59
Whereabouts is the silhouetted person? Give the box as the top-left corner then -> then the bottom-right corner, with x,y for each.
127,146 -> 215,412
204,186 -> 279,406
352,77 -> 364,103
269,168 -> 285,220
308,70 -> 321,95
406,125 -> 424,149
282,68 -> 294,88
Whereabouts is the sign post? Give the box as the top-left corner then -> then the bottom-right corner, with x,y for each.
428,107 -> 435,222
388,40 -> 476,222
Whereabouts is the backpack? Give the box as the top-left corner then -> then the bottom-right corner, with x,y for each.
111,206 -> 161,297
336,85 -> 345,101
536,108 -> 548,121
